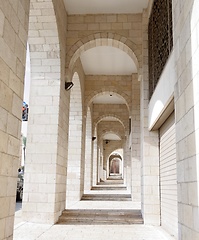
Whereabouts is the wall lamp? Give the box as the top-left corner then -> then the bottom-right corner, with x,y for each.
65,82 -> 74,91
92,137 -> 96,141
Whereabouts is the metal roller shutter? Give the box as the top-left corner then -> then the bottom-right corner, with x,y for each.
159,112 -> 178,239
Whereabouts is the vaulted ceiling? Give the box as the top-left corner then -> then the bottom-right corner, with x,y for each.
63,0 -> 147,140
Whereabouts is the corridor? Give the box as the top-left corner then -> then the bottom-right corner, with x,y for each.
14,200 -> 175,240
14,178 -> 174,240
1,0 -> 199,239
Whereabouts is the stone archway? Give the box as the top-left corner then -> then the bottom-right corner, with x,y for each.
65,33 -> 140,81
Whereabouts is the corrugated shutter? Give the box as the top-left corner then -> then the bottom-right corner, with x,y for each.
160,112 -> 178,239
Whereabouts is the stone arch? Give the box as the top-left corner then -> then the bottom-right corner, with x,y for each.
107,146 -> 123,157
100,131 -> 122,141
95,114 -> 126,130
86,90 -> 130,114
108,152 -> 123,176
66,33 -> 140,79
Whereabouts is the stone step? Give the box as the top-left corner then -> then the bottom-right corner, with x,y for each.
97,180 -> 124,185
81,194 -> 132,201
58,209 -> 143,225
107,176 -> 123,180
91,186 -> 127,190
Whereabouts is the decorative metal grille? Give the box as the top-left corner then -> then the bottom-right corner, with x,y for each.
148,0 -> 173,98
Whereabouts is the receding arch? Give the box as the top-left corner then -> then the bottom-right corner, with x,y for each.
108,150 -> 124,177
86,91 -> 130,114
95,114 -> 126,130
100,131 -> 123,142
65,34 -> 140,80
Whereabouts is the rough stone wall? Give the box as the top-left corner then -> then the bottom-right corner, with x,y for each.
0,0 -> 30,239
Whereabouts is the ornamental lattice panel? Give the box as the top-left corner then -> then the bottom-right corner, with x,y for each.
148,0 -> 173,98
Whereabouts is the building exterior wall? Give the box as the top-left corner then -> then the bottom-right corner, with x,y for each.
173,0 -> 199,239
0,1 -> 30,239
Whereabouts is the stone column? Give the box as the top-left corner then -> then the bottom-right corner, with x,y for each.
84,109 -> 92,192
131,74 -> 141,202
23,0 -> 68,224
140,10 -> 160,225
92,137 -> 98,186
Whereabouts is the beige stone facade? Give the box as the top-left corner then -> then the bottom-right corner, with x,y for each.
0,0 -> 199,239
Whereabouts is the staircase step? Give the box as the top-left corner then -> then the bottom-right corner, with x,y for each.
81,194 -> 131,201
97,180 -> 124,185
57,209 -> 143,225
91,186 -> 127,190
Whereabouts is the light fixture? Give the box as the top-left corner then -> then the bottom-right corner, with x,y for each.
92,137 -> 96,141
65,82 -> 74,90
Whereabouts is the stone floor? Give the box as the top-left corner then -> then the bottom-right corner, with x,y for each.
14,200 -> 176,240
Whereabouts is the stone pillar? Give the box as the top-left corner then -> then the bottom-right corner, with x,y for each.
84,108 -> 92,192
131,74 -> 141,202
23,0 -> 68,224
92,134 -> 98,186
66,72 -> 84,208
140,10 -> 160,225
174,0 -> 199,239
124,137 -> 131,191
0,1 -> 30,239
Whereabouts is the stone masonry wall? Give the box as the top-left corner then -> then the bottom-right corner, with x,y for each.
173,0 -> 199,239
0,0 -> 30,239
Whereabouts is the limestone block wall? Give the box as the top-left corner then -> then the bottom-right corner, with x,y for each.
85,75 -> 132,113
23,0 -> 68,224
0,1 -> 30,239
173,0 -> 199,239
